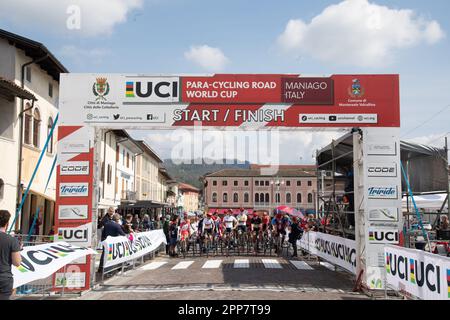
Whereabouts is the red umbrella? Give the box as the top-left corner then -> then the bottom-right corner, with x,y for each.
275,205 -> 294,215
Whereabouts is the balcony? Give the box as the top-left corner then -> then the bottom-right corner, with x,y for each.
121,190 -> 136,201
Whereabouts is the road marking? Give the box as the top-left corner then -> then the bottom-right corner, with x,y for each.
141,261 -> 167,270
290,260 -> 314,270
202,260 -> 222,269
319,262 -> 335,271
234,259 -> 249,268
262,259 -> 282,269
172,261 -> 194,270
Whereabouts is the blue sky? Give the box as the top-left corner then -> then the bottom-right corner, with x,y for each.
0,0 -> 449,163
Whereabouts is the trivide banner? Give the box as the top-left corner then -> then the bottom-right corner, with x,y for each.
12,242 -> 97,288
298,231 -> 357,274
384,245 -> 450,300
101,229 -> 167,269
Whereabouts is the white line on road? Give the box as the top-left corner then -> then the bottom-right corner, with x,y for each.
262,259 -> 282,269
202,260 -> 222,269
290,260 -> 314,270
319,262 -> 335,271
172,261 -> 195,270
141,262 -> 167,270
234,259 -> 249,268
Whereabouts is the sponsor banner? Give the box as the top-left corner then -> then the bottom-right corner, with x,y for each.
12,242 -> 96,288
368,186 -> 398,199
59,183 -> 89,197
368,227 -> 399,244
102,229 -> 167,269
298,231 -> 356,274
367,142 -> 397,156
299,114 -> 377,124
369,207 -> 399,222
54,272 -> 86,288
57,223 -> 92,246
58,205 -> 89,220
367,162 -> 397,177
60,161 -> 90,176
384,245 -> 450,300
59,140 -> 90,154
60,74 -> 400,128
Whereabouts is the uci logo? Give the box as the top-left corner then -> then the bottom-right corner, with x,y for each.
59,229 -> 88,241
126,80 -> 179,99
369,230 -> 399,243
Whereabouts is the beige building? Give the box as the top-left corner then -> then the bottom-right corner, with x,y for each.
0,29 -> 67,235
178,183 -> 200,213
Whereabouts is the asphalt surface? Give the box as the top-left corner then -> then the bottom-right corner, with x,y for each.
76,253 -> 369,300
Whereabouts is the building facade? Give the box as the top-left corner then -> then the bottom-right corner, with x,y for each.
178,183 -> 200,213
204,166 -> 318,214
0,29 -> 67,234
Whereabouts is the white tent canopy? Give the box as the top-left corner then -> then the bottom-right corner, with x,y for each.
402,193 -> 448,212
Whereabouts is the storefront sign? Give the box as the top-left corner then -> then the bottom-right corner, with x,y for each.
298,231 -> 357,274
101,229 -> 167,269
384,245 -> 450,300
12,242 -> 96,288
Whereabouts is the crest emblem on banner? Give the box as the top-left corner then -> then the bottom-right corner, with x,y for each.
92,77 -> 110,101
348,78 -> 364,98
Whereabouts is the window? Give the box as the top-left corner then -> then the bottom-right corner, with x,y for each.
275,193 -> 281,203
265,193 -> 269,203
122,149 -> 125,165
107,164 -> 112,184
222,180 -> 227,186
286,193 -> 291,203
255,181 -> 259,186
24,107 -> 32,145
26,66 -> 31,82
244,193 -> 249,203
297,180 -> 301,186
223,193 -> 228,202
308,193 -> 313,203
307,180 -> 312,186
212,192 -> 217,203
47,117 -> 54,154
212,180 -> 217,186
126,152 -> 130,168
244,180 -> 249,186
286,181 -> 290,186
234,180 -> 238,186
265,181 -> 269,186
115,177 -> 118,194
254,193 -> 259,203
260,193 -> 264,203
100,162 -> 105,181
48,83 -> 53,97
233,193 -> 238,202
32,109 -> 41,148
0,179 -> 4,199
297,193 -> 302,203
116,145 -> 119,162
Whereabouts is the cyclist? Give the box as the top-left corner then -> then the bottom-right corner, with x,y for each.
250,211 -> 263,250
223,209 -> 237,248
261,211 -> 270,234
202,212 -> 215,246
179,217 -> 192,253
236,209 -> 248,234
271,212 -> 290,252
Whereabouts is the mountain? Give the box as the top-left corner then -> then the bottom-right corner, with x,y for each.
163,159 -> 250,189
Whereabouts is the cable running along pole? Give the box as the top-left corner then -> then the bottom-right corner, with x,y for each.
8,113 -> 59,234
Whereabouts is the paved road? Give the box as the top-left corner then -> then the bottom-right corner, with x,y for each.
77,254 -> 368,300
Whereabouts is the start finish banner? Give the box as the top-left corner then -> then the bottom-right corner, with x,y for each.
384,245 -> 450,300
60,74 -> 400,128
101,229 -> 167,269
298,231 -> 357,274
12,242 -> 97,289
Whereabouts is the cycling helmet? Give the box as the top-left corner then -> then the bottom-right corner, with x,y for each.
276,213 -> 282,219
207,212 -> 213,217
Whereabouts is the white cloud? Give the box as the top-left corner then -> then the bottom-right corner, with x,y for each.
276,0 -> 445,67
184,45 -> 229,72
406,132 -> 449,147
0,0 -> 144,36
